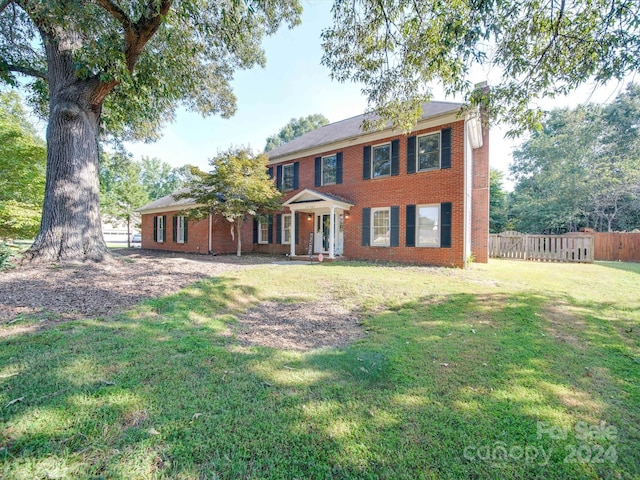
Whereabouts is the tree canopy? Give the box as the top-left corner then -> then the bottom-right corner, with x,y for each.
509,84 -> 640,233
265,114 -> 329,151
0,91 -> 46,240
180,147 -> 282,256
321,0 -> 640,133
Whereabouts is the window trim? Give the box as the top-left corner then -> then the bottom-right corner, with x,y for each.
371,142 -> 392,179
416,131 -> 441,172
258,221 -> 269,244
370,207 -> 391,247
282,163 -> 295,191
321,154 -> 337,186
281,214 -> 292,245
176,215 -> 186,244
416,204 -> 441,248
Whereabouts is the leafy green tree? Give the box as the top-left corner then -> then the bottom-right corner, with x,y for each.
0,91 -> 46,240
140,157 -> 184,201
489,168 -> 508,233
100,152 -> 149,247
0,0 -> 301,262
180,148 -> 282,256
509,85 -> 640,232
321,1 -> 640,133
265,114 -> 329,151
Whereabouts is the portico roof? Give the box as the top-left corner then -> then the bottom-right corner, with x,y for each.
282,189 -> 355,211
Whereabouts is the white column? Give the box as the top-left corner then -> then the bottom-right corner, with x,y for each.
290,209 -> 296,257
329,206 -> 335,259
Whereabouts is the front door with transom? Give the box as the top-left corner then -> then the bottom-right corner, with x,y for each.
314,213 -> 343,255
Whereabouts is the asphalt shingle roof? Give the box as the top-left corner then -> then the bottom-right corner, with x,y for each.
267,101 -> 463,160
135,188 -> 196,213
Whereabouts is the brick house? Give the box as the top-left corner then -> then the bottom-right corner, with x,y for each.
137,100 -> 489,267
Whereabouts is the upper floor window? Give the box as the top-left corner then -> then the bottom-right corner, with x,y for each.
372,143 -> 391,178
282,163 -> 295,191
322,155 -> 337,185
416,205 -> 440,247
417,132 -> 440,171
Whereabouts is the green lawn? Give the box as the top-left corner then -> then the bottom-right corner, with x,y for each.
1,259 -> 639,479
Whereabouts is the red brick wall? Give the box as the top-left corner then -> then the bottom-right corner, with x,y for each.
141,211 -> 255,255
262,119 -> 489,267
471,121 -> 490,263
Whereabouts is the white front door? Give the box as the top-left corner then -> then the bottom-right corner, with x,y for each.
314,213 -> 343,255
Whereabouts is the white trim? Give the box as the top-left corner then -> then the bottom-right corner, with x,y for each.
268,110 -> 463,164
281,214 -> 292,245
321,154 -> 337,186
371,207 -> 391,247
282,163 -> 295,191
416,131 -> 441,172
283,188 -> 354,211
258,221 -> 269,244
138,203 -> 202,215
176,215 -> 186,244
371,141 -> 392,179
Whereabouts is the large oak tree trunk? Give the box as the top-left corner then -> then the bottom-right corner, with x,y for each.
25,33 -> 112,263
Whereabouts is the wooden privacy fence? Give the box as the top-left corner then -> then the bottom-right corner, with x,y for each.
489,232 -> 594,263
593,232 -> 640,262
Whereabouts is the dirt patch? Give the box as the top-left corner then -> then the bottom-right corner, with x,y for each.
0,249 -> 278,327
542,303 -> 586,348
237,300 -> 364,351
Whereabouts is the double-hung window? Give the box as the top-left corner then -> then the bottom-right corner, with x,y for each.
416,205 -> 440,247
156,216 -> 164,243
258,221 -> 269,244
371,208 -> 390,246
372,143 -> 391,178
417,132 -> 441,171
322,154 -> 337,185
282,214 -> 292,244
282,164 -> 295,191
175,216 -> 186,244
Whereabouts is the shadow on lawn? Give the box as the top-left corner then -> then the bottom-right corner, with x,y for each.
0,280 -> 638,479
595,261 -> 640,275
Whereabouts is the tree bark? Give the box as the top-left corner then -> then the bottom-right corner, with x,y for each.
236,221 -> 242,257
25,33 -> 112,263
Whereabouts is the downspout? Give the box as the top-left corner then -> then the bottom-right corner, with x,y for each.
208,211 -> 212,254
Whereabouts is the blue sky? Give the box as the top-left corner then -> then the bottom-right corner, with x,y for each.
123,0 -> 633,188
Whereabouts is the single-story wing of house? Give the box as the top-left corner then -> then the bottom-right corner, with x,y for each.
136,100 -> 489,267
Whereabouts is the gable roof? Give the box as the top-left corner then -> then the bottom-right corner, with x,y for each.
267,101 -> 463,161
135,188 -> 199,214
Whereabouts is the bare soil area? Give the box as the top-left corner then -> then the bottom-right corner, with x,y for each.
0,249 -> 365,350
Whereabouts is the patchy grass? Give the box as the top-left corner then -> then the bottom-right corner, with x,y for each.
1,259 -> 639,479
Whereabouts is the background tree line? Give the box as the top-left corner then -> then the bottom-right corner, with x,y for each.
490,84 -> 640,234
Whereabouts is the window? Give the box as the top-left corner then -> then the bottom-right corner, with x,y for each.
322,155 -> 337,185
282,214 -> 292,244
282,163 -> 295,191
371,208 -> 390,246
156,215 -> 164,243
175,216 -> 186,244
417,205 -> 440,247
417,132 -> 440,171
372,143 -> 391,178
258,221 -> 269,244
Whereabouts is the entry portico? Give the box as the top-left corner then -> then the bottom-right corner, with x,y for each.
283,189 -> 354,259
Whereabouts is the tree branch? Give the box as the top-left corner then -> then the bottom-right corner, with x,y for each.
95,0 -> 132,29
3,62 -> 48,80
0,0 -> 14,15
123,0 -> 173,72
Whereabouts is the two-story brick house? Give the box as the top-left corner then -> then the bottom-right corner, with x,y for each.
137,100 -> 489,267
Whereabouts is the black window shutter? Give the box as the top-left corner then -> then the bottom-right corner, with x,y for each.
276,214 -> 282,244
363,146 -> 371,180
267,166 -> 273,179
441,128 -> 452,169
362,207 -> 371,246
314,157 -> 321,186
293,162 -> 299,190
172,216 -> 177,243
441,202 -> 452,248
253,218 -> 258,244
268,214 -> 274,244
336,152 -> 343,184
407,136 -> 416,174
162,216 -> 167,241
406,205 -> 416,247
276,165 -> 283,191
153,216 -> 158,242
295,213 -> 300,244
391,140 -> 400,176
184,218 -> 188,243
390,206 -> 400,246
